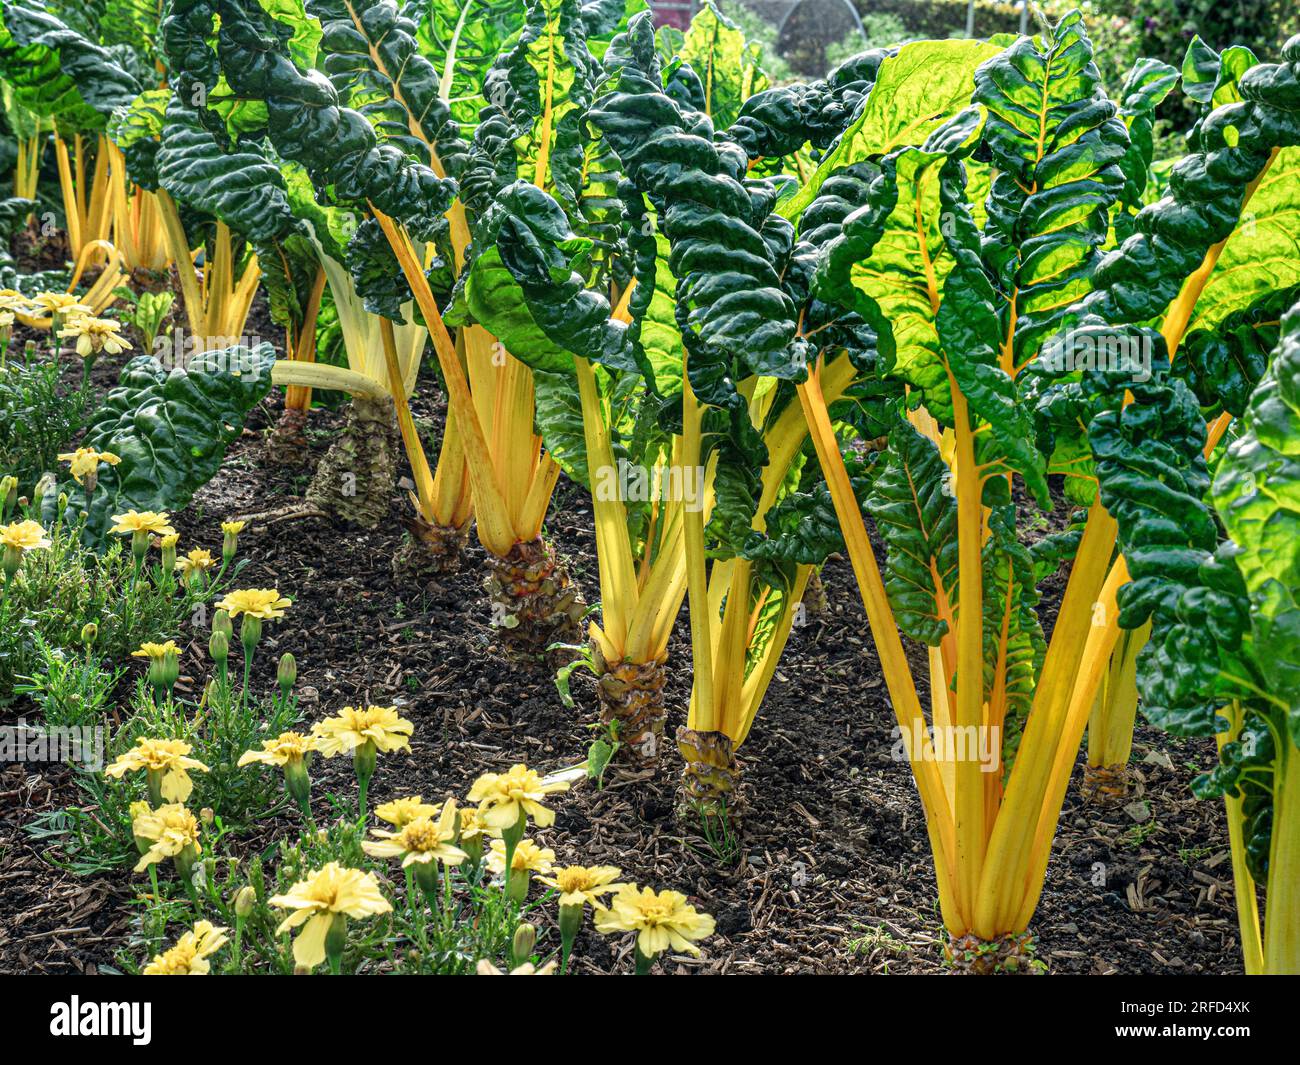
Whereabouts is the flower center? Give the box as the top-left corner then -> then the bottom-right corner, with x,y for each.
557,869 -> 593,892
403,822 -> 440,852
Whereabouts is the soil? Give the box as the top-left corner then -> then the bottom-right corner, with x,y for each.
0,257 -> 1245,976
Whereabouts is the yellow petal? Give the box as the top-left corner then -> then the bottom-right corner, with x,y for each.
293,912 -> 333,969
160,768 -> 193,803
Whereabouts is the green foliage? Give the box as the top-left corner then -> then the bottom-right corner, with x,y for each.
1092,0 -> 1292,124
0,1 -> 142,132
117,813 -> 524,974
0,507 -> 233,702
160,0 -> 456,244
1213,300 -> 1300,726
975,11 -> 1129,367
111,286 -> 176,354
312,0 -> 466,179
868,421 -> 958,646
14,635 -> 121,729
67,344 -> 275,541
0,349 -> 90,495
28,643 -> 299,872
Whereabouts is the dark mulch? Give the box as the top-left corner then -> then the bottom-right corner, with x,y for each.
0,264 -> 1244,976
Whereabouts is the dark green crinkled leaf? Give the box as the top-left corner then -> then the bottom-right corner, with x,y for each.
311,0 -> 467,180
588,12 -> 801,554
1213,298 -> 1300,731
867,419 -> 958,647
1080,36 -> 1300,329
1112,57 -> 1178,242
0,2 -> 142,132
70,345 -> 276,541
161,0 -> 456,243
469,180 -> 626,374
156,97 -> 301,244
1182,283 -> 1300,418
727,50 -> 888,162
974,11 -> 1129,372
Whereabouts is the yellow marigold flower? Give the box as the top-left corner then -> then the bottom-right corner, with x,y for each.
221,520 -> 247,536
363,802 -> 467,868
475,959 -> 559,975
132,640 -> 180,662
0,289 -> 32,313
487,838 -> 555,877
129,799 -> 152,821
268,863 -> 392,970
216,588 -> 292,620
0,519 -> 51,553
456,804 -> 486,842
57,447 -> 121,484
59,314 -> 132,357
131,803 -> 202,873
312,704 -> 413,757
160,533 -> 180,549
0,309 -> 13,329
374,795 -> 441,828
142,920 -> 229,975
106,737 -> 209,802
594,885 -> 716,959
468,763 -> 569,832
32,292 -> 89,315
237,731 -> 319,768
537,865 -> 624,910
176,548 -> 215,577
110,510 -> 176,537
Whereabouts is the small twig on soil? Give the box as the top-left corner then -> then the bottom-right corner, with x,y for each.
231,503 -> 328,527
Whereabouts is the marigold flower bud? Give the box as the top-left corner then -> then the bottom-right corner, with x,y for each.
512,922 -> 537,966
209,629 -> 229,664
277,652 -> 297,695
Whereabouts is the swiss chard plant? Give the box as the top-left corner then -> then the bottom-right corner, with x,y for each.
65,343 -> 275,541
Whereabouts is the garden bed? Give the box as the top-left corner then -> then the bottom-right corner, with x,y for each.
0,349 -> 1244,974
